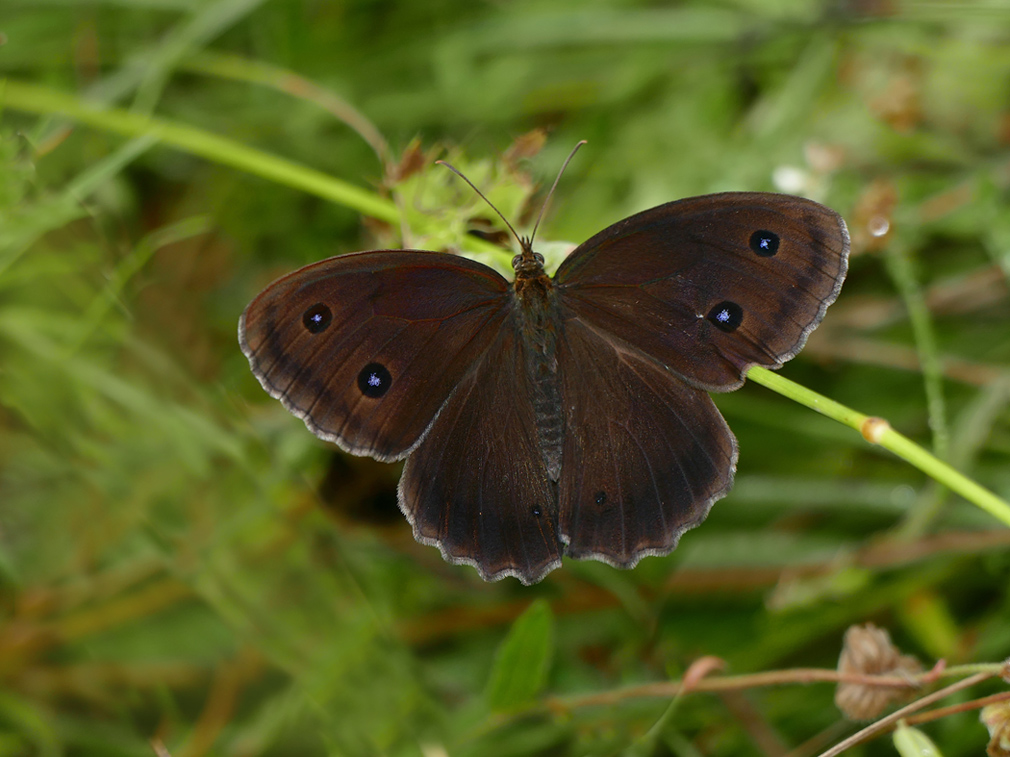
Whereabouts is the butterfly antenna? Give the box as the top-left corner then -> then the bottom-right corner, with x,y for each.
529,139 -> 587,246
435,159 -> 524,248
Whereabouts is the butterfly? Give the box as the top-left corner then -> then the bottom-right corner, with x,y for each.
240,153 -> 849,584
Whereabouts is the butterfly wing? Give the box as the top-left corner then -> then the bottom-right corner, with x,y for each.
399,319 -> 562,584
554,192 -> 849,391
239,250 -> 511,460
556,317 -> 737,566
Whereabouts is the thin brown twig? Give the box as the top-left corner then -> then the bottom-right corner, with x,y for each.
549,664 -> 983,713
902,690 -> 1010,727
814,671 -> 995,757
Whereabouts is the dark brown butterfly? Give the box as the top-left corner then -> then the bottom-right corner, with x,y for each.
239,157 -> 849,585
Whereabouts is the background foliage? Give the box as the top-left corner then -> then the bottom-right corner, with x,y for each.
2,1 -> 1010,755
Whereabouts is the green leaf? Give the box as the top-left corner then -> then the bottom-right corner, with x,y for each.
893,721 -> 944,757
485,599 -> 554,711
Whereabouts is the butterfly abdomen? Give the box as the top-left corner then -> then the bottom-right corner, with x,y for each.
514,276 -> 565,484
530,361 -> 564,482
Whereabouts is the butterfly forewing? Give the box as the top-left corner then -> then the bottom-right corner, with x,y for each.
554,193 -> 849,391
239,251 -> 511,460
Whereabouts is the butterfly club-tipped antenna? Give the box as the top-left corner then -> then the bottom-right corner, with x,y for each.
435,140 -> 587,267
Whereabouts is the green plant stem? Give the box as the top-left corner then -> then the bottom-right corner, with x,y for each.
1,79 -> 399,224
747,366 -> 1010,528
2,79 -> 506,257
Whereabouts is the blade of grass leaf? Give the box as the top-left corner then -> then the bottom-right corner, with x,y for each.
70,214 -> 215,352
883,239 -> 950,460
898,372 -> 1010,539
0,135 -> 156,279
129,0 -> 269,115
181,51 -> 389,163
71,0 -> 266,112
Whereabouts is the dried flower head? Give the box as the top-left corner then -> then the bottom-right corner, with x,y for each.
981,701 -> 1010,757
835,623 -> 922,721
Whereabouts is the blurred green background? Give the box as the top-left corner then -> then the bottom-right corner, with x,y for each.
2,1 -> 1010,755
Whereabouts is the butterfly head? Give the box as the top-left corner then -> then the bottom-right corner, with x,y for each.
437,141 -> 586,286
512,238 -> 546,279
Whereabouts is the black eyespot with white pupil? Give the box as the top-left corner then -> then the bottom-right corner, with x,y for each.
750,230 -> 779,257
594,491 -> 607,506
302,303 -> 332,333
707,301 -> 743,333
357,363 -> 392,398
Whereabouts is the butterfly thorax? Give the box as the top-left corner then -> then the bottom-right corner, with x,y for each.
511,245 -> 564,483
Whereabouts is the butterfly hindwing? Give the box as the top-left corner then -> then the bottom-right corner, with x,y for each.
555,317 -> 738,566
399,320 -> 563,584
